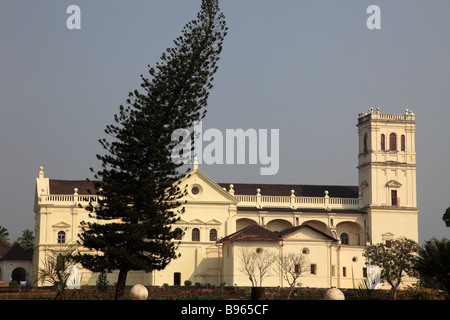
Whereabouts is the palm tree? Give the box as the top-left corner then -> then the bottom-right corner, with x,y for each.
416,237 -> 450,296
0,226 -> 10,243
38,243 -> 78,300
17,229 -> 34,246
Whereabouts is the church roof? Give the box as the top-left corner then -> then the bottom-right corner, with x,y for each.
0,243 -> 33,261
218,224 -> 339,243
49,179 -> 96,195
218,225 -> 281,243
48,179 -> 359,199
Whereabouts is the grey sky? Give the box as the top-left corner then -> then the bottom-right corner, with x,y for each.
0,0 -> 449,244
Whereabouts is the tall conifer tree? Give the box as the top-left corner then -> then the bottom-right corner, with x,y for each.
77,0 -> 227,300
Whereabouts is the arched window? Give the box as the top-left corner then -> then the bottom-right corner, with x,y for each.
57,231 -> 66,244
401,135 -> 406,151
192,228 -> 200,242
363,133 -> 368,153
389,133 -> 397,151
380,134 -> 385,151
340,233 -> 349,245
174,228 -> 183,240
209,229 -> 217,241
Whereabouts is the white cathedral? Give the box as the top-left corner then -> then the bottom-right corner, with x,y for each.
31,109 -> 418,289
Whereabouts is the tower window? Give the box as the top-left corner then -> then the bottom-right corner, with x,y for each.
389,133 -> 397,151
364,133 -> 368,153
57,231 -> 66,244
401,135 -> 406,151
391,190 -> 398,206
381,134 -> 385,151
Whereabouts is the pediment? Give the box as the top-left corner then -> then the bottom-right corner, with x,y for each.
188,218 -> 206,225
207,219 -> 222,225
52,221 -> 71,229
382,232 -> 395,240
179,169 -> 238,204
386,180 -> 402,188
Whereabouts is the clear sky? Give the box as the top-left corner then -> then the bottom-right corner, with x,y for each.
0,0 -> 449,244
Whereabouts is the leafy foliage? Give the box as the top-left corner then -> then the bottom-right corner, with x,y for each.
416,237 -> 450,296
442,206 -> 450,227
37,243 -> 78,300
363,237 -> 419,299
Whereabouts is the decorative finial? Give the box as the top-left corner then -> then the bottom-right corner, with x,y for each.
193,156 -> 198,170
38,166 -> 44,178
74,188 -> 78,195
229,184 -> 234,195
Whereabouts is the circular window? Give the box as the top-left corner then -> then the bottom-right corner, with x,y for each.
302,248 -> 310,255
191,186 -> 200,195
256,248 -> 263,254
352,257 -> 358,262
189,184 -> 202,197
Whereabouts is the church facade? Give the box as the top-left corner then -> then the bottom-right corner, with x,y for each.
32,109 -> 418,289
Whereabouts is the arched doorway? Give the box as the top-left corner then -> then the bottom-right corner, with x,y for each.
11,267 -> 26,283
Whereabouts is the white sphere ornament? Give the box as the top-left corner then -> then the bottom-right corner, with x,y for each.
324,287 -> 345,300
129,284 -> 148,300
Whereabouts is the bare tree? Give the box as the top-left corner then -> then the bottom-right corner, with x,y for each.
278,252 -> 310,299
239,247 -> 277,287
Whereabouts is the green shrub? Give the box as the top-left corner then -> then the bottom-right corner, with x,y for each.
404,283 -> 446,300
96,271 -> 110,292
9,281 -> 18,287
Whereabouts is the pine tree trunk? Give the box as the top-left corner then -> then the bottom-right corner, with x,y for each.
115,269 -> 128,300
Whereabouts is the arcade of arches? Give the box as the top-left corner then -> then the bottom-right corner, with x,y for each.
236,217 -> 364,245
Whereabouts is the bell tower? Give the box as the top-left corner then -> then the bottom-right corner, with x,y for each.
357,108 -> 419,244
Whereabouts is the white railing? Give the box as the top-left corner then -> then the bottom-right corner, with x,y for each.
40,194 -> 100,204
234,193 -> 360,210
358,109 -> 415,124
39,190 -> 361,210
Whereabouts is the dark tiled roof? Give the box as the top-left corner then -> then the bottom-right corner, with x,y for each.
49,179 -> 359,199
49,179 -> 96,195
0,243 -> 33,261
218,224 -> 339,243
218,183 -> 359,198
218,225 -> 281,243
